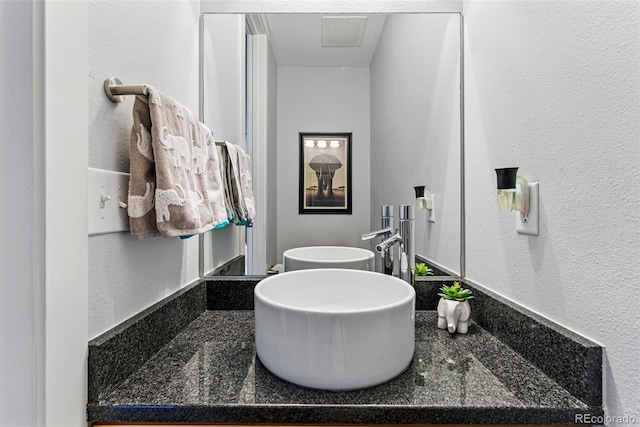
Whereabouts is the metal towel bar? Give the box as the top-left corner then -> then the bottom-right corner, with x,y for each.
104,77 -> 231,148
103,77 -> 148,103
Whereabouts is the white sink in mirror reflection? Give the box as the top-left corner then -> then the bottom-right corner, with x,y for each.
282,246 -> 375,271
254,269 -> 415,390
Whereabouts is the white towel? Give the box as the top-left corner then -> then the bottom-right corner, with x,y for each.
235,145 -> 256,225
225,142 -> 244,223
127,86 -> 227,238
216,143 -> 236,222
219,142 -> 256,226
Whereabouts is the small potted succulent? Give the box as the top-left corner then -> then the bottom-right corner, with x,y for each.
415,263 -> 434,277
437,282 -> 473,334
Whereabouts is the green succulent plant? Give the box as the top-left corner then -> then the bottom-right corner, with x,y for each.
415,263 -> 434,276
438,282 -> 473,302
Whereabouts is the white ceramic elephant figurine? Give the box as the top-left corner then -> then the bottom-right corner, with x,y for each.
437,299 -> 471,334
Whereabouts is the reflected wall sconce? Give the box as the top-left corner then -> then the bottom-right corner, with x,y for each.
494,167 -> 539,235
414,186 -> 435,223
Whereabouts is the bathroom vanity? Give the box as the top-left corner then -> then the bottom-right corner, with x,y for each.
87,276 -> 602,426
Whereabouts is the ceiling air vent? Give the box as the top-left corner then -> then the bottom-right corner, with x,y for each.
321,16 -> 368,47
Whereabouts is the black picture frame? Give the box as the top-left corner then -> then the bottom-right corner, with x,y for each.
299,132 -> 352,214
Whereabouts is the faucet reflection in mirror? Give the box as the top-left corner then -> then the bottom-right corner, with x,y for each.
361,205 -> 394,275
374,205 -> 415,284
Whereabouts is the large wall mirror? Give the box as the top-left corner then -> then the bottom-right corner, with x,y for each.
200,10 -> 464,279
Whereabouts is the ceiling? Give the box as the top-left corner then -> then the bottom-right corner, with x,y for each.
263,14 -> 388,67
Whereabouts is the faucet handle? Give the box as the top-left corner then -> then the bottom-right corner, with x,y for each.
375,231 -> 401,253
361,227 -> 393,240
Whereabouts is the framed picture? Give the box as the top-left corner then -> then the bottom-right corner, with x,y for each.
299,132 -> 352,214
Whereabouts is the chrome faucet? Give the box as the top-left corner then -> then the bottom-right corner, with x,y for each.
376,205 -> 415,284
361,205 -> 394,275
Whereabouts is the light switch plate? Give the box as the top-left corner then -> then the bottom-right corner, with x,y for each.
516,182 -> 539,235
88,168 -> 130,235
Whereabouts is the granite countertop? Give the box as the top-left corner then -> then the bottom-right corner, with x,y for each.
87,277 -> 603,424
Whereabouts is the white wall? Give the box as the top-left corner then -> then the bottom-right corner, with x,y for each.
202,13 -> 246,275
463,0 -> 640,422
2,2 -> 89,425
370,14 -> 461,274
276,67 -> 371,259
246,33 -> 279,274
45,2 -> 89,424
88,1 -> 202,338
0,1 -> 43,424
266,40 -> 279,269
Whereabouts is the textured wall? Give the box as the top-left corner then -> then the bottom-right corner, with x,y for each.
463,0 -> 640,421
88,0 -> 201,338
276,67 -> 371,260
370,13 -> 461,274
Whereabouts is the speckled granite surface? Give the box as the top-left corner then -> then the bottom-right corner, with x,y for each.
87,277 -> 603,424
460,281 -> 603,407
88,279 -> 205,403
207,275 -> 603,407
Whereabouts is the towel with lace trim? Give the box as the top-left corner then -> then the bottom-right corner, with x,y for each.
127,86 -> 228,238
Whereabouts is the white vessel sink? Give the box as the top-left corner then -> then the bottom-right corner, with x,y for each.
254,269 -> 415,390
283,246 -> 375,271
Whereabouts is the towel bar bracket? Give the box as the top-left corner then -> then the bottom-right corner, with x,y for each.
104,77 -> 125,103
104,77 -> 148,103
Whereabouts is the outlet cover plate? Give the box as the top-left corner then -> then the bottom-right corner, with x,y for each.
516,182 -> 539,235
428,194 -> 435,223
88,168 -> 130,235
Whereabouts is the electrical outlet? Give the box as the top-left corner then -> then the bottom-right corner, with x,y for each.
516,182 -> 539,235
